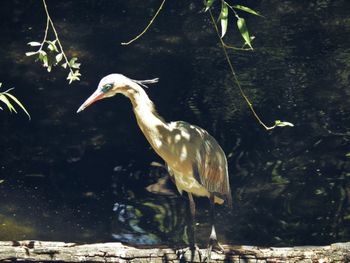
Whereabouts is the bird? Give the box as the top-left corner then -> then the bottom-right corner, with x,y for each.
77,74 -> 232,261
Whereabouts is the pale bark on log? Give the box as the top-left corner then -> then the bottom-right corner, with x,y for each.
0,240 -> 349,263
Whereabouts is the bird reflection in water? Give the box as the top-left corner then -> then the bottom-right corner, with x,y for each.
112,197 -> 186,245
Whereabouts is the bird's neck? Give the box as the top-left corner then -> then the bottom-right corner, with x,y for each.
123,83 -> 169,148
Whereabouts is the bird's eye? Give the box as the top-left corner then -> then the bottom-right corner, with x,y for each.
101,83 -> 113,93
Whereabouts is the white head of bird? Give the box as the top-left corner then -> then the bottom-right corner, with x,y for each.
76,74 -> 159,113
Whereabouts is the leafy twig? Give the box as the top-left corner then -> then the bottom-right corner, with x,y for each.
0,83 -> 31,120
121,0 -> 293,129
121,0 -> 166,45
208,10 -> 293,130
26,0 -> 81,84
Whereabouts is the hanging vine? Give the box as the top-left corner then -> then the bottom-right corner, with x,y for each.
121,0 -> 294,130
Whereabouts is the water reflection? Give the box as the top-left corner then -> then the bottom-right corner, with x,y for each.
112,197 -> 186,245
111,163 -> 187,245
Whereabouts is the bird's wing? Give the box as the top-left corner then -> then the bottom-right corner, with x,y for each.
173,121 -> 232,207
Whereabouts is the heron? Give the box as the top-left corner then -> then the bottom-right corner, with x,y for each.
77,74 -> 232,261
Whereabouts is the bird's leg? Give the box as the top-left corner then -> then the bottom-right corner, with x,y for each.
188,192 -> 196,249
186,192 -> 202,262
206,194 -> 225,263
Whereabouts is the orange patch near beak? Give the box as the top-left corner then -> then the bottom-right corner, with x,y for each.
77,91 -> 104,113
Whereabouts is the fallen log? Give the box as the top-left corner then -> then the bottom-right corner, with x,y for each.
0,240 -> 349,262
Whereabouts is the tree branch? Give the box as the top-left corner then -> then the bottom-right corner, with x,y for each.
1,240 -> 349,262
121,0 -> 166,45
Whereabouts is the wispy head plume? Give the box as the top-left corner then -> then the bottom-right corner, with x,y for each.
131,78 -> 159,89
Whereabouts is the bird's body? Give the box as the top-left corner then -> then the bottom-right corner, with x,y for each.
149,120 -> 230,205
130,87 -> 231,203
77,74 -> 232,260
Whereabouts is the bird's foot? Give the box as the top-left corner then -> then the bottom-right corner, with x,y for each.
205,238 -> 225,263
191,244 -> 203,262
178,244 -> 203,262
209,237 -> 225,253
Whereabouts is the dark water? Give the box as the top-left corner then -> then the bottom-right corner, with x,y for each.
0,0 -> 350,247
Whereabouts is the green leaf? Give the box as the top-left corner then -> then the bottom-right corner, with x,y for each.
25,51 -> 37,57
38,50 -> 47,62
55,53 -> 63,64
39,50 -> 47,56
72,62 -> 81,69
42,55 -> 48,67
274,120 -> 294,127
46,40 -> 59,52
69,57 -> 81,69
346,153 -> 350,157
237,17 -> 253,49
69,57 -> 78,66
0,94 -> 17,113
232,5 -> 262,17
220,1 -> 228,38
205,0 -> 216,11
61,62 -> 68,69
67,70 -> 81,84
27,41 -> 41,46
4,92 -> 31,120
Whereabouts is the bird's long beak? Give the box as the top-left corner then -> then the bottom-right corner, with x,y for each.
77,90 -> 104,113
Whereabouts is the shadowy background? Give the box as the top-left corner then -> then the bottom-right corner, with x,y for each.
0,0 -> 350,246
